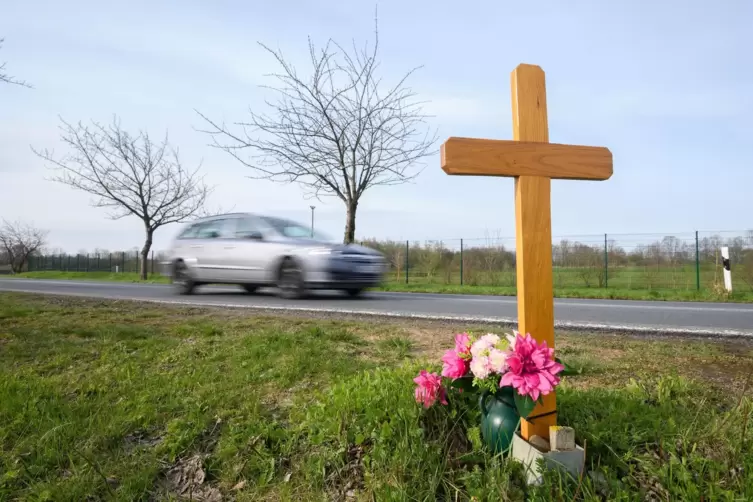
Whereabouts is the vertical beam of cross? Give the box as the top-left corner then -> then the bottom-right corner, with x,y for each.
511,64 -> 557,441
440,62 -> 612,441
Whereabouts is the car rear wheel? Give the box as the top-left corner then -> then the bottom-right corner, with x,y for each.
277,258 -> 306,299
242,284 -> 258,294
172,261 -> 196,295
344,288 -> 364,298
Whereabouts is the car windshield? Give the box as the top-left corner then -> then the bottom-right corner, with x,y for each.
261,216 -> 333,242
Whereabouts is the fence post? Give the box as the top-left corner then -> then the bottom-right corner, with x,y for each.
86,254 -> 89,272
604,233 -> 608,288
121,252 -> 125,273
695,230 -> 700,291
109,253 -> 112,272
76,254 -> 80,272
405,240 -> 409,284
460,238 -> 464,286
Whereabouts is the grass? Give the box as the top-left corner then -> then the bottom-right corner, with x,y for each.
380,281 -> 753,302
12,270 -> 753,302
1,293 -> 752,501
14,271 -> 170,283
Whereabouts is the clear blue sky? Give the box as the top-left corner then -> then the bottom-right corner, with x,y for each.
2,0 -> 751,252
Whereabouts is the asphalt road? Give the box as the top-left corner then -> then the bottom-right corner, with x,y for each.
1,279 -> 752,337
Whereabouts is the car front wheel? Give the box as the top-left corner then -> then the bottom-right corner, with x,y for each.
277,258 -> 306,299
172,261 -> 196,295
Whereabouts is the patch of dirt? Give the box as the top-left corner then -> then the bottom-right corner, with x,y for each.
402,326 -> 450,360
158,454 -> 223,502
692,360 -> 753,394
124,429 -> 163,451
325,440 -> 371,502
151,419 -> 226,501
719,341 -> 753,357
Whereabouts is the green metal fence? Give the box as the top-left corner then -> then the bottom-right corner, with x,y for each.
360,230 -> 753,292
27,250 -> 157,276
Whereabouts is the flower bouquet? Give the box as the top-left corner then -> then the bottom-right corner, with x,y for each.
413,331 -> 565,453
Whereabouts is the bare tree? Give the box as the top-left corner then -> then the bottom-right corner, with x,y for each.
1,38 -> 31,88
33,116 -> 211,280
197,19 -> 437,243
0,220 -> 47,273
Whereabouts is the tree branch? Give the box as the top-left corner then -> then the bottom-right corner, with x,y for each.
195,13 -> 437,242
32,116 -> 213,278
0,220 -> 47,273
0,38 -> 32,88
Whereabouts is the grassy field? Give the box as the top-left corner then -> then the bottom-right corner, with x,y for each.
1,293 -> 752,500
379,281 -> 753,302
12,270 -> 753,302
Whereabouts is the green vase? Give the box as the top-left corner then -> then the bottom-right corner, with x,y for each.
479,386 -> 520,454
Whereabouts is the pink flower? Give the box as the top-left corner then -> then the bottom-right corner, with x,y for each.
413,370 -> 448,408
454,333 -> 472,356
500,332 -> 565,401
441,349 -> 468,379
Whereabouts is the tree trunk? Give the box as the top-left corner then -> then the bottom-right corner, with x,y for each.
13,252 -> 30,274
141,228 -> 154,280
343,200 -> 358,244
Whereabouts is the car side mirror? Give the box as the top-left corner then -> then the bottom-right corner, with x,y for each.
245,231 -> 263,240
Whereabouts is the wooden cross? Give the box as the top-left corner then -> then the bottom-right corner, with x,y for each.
441,64 -> 613,441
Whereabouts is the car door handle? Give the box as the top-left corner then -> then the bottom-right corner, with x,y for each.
223,246 -> 236,250
189,245 -> 203,249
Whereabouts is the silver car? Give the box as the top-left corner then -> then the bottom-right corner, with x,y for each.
162,212 -> 387,298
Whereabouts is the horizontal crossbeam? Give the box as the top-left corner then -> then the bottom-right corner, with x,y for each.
440,137 -> 613,180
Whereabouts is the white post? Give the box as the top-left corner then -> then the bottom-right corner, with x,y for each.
310,205 -> 316,238
721,246 -> 732,292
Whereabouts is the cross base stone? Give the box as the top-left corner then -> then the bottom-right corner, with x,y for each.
511,433 -> 585,485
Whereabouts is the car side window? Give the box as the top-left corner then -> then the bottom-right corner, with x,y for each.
177,223 -> 200,239
234,217 -> 264,239
195,219 -> 231,239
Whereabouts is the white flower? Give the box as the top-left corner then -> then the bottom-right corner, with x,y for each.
480,333 -> 501,346
488,348 -> 508,373
470,339 -> 492,358
470,356 -> 491,379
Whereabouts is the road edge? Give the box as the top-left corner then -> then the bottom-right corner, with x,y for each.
2,286 -> 751,339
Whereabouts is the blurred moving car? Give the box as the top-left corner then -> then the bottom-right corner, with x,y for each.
162,212 -> 387,298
